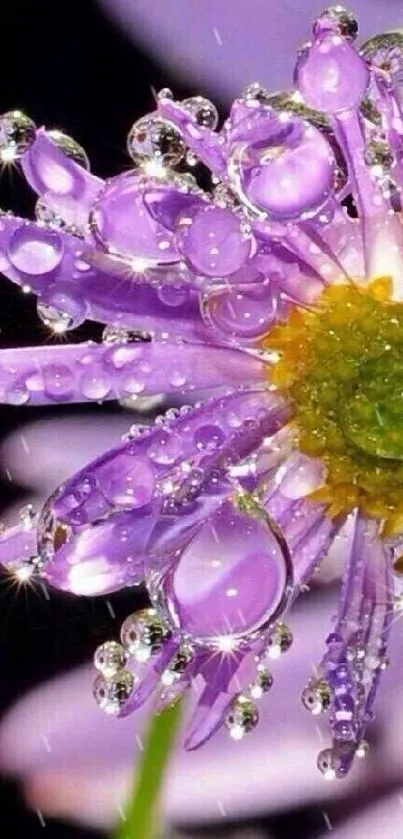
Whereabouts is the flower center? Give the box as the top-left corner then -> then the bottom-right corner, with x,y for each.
263,278 -> 403,533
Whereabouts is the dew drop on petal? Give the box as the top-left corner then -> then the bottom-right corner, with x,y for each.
7,226 -> 64,275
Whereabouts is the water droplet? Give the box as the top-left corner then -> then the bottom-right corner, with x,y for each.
127,115 -> 185,166
47,130 -> 90,170
194,423 -> 225,452
6,382 -> 29,405
168,369 -> 188,388
8,226 -> 64,275
81,369 -> 111,400
157,284 -> 189,307
94,641 -> 127,678
225,694 -> 259,739
147,429 -> 182,465
93,669 -> 134,715
43,364 -> 74,401
0,111 -> 36,162
37,301 -> 74,333
182,96 -> 219,129
120,608 -> 168,662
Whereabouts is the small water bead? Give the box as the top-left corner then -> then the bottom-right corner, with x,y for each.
74,257 -> 91,272
123,424 -> 150,442
47,130 -> 90,170
80,368 -> 111,400
147,429 -> 182,465
123,375 -> 146,395
182,97 -> 219,130
102,325 -> 149,345
302,679 -> 331,715
43,364 -> 74,401
7,225 -> 64,275
120,608 -> 169,662
249,665 -> 274,700
19,504 -> 37,531
194,424 -> 226,452
168,369 -> 188,389
157,283 -> 189,308
0,111 -> 36,162
157,88 -> 174,101
176,204 -> 253,277
37,301 -> 74,333
225,694 -> 259,740
266,622 -> 293,659
39,281 -> 87,330
242,83 -> 271,104
127,115 -> 185,167
313,7 -> 358,41
317,748 -> 338,780
97,453 -> 155,508
333,720 -> 355,741
6,382 -> 29,406
93,669 -> 134,715
161,644 -> 194,686
334,663 -> 350,681
186,151 -> 198,167
94,641 -> 127,678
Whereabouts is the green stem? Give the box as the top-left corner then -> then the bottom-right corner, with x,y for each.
114,701 -> 182,839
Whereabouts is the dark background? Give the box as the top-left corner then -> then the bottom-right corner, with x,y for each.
0,3 -> 327,837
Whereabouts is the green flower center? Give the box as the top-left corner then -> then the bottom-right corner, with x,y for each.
340,356 -> 403,461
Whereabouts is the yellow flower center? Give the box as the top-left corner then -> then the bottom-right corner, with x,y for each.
263,278 -> 403,534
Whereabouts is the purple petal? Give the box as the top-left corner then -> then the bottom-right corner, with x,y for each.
50,389 -> 288,526
8,390 -> 287,596
314,512 -> 394,778
21,131 -> 102,200
263,453 -> 338,586
0,216 -> 209,340
0,341 -> 269,406
119,638 -> 180,716
41,508 -> 156,596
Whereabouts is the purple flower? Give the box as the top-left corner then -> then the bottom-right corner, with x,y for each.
0,8 -> 402,781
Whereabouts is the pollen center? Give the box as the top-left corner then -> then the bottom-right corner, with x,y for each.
264,279 -> 403,533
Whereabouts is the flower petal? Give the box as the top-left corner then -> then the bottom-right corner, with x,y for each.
0,341 -> 269,406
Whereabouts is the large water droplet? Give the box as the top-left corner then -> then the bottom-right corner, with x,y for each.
150,493 -> 292,644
